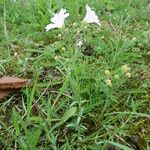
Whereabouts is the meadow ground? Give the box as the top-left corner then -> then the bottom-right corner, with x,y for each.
0,0 -> 150,149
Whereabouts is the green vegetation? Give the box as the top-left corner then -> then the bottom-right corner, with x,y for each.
0,0 -> 150,149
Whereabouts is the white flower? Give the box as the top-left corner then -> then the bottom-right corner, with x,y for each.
45,8 -> 69,31
83,4 -> 101,26
77,40 -> 83,48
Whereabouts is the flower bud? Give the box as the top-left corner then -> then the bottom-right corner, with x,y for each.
114,75 -> 120,80
14,52 -> 18,57
101,36 -> 105,40
54,41 -> 58,45
73,22 -> 77,27
77,40 -> 83,48
84,26 -> 88,30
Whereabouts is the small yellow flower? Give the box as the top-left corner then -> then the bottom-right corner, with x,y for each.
114,75 -> 120,80
54,56 -> 61,60
125,72 -> 131,78
101,36 -> 105,40
105,79 -> 112,87
121,64 -> 130,73
54,41 -> 58,45
61,47 -> 66,51
73,22 -> 77,27
104,69 -> 111,76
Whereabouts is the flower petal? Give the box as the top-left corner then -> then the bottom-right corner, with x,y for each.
45,23 -> 57,31
64,13 -> 69,18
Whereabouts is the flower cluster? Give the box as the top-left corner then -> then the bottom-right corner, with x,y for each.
103,64 -> 132,87
121,64 -> 131,79
45,4 -> 100,32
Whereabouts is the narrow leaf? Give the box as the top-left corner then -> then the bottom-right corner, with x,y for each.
51,107 -> 76,130
106,141 -> 132,150
12,108 -> 20,135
